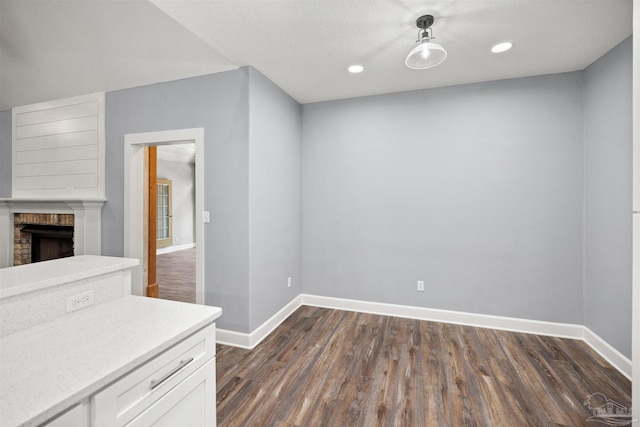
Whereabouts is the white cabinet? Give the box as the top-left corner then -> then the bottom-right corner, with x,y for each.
127,358 -> 216,427
40,323 -> 217,427
44,403 -> 87,427
0,260 -> 221,427
93,323 -> 216,427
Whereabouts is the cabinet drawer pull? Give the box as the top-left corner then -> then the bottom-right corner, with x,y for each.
150,357 -> 194,390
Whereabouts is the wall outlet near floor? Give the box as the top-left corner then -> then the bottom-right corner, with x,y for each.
66,290 -> 94,313
417,281 -> 424,292
287,277 -> 292,288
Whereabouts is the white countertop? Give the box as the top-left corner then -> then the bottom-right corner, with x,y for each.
0,255 -> 139,298
0,295 -> 222,427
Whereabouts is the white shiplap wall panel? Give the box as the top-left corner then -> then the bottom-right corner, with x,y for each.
15,159 -> 98,177
15,174 -> 98,190
16,130 -> 99,152
12,93 -> 105,198
15,145 -> 97,164
16,116 -> 98,139
15,102 -> 98,127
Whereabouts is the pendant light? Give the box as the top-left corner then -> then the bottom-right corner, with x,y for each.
405,15 -> 447,69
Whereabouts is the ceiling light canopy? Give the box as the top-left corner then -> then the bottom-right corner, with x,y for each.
491,42 -> 513,53
405,15 -> 447,70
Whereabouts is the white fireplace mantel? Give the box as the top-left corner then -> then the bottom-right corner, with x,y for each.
0,198 -> 106,268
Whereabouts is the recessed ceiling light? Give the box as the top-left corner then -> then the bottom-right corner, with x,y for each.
348,65 -> 364,74
491,42 -> 513,53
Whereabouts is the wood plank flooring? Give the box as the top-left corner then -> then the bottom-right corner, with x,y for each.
216,306 -> 631,426
156,248 -> 196,304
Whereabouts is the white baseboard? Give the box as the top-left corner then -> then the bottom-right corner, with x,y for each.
217,293 -> 631,379
216,328 -> 252,349
301,294 -> 584,339
156,243 -> 195,255
217,294 -> 303,349
301,294 -> 631,380
583,327 -> 632,380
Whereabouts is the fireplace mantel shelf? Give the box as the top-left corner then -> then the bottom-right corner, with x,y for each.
0,198 -> 107,203
0,198 -> 107,212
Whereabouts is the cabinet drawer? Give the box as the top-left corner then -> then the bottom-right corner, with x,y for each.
126,357 -> 216,427
93,323 -> 216,427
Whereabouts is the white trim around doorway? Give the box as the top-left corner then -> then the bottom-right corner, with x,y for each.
124,128 -> 205,304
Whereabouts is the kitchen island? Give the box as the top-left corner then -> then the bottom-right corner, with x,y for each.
0,256 -> 222,427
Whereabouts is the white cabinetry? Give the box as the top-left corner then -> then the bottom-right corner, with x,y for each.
93,324 -> 216,427
127,358 -> 216,427
39,322 -> 217,427
0,257 -> 221,427
43,403 -> 87,427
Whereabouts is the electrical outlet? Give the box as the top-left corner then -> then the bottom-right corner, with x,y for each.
417,281 -> 424,292
287,277 -> 292,288
66,290 -> 94,313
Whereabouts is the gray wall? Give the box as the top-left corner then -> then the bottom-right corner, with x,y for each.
105,67 -> 304,334
583,37 -> 633,358
105,69 -> 252,332
157,158 -> 196,249
302,73 -> 585,324
0,110 -> 11,198
248,68 -> 302,330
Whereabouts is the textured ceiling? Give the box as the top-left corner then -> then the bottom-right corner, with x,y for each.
0,0 -> 633,110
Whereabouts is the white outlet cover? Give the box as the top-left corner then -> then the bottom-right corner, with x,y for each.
66,290 -> 95,313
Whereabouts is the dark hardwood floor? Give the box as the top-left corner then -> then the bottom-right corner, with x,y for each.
156,247 -> 196,304
216,306 -> 631,426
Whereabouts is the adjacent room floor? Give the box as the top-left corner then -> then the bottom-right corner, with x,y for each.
216,306 -> 631,426
156,248 -> 196,304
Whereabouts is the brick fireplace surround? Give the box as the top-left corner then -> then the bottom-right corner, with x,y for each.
13,213 -> 75,266
0,199 -> 105,268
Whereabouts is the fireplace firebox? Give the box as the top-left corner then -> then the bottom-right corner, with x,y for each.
13,213 -> 75,265
21,224 -> 74,262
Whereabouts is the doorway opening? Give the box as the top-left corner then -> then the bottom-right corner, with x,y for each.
154,147 -> 197,303
124,128 -> 205,305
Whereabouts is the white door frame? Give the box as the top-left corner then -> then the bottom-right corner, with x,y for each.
632,0 -> 639,417
631,0 -> 640,418
124,128 -> 205,304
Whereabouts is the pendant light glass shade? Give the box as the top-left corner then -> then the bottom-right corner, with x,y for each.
405,39 -> 447,69
405,14 -> 447,70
